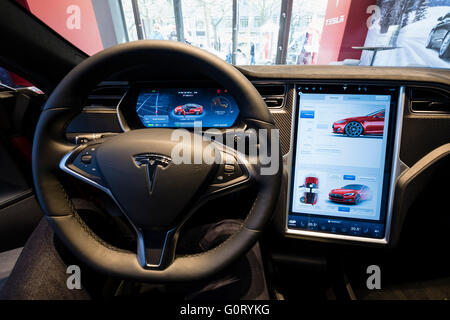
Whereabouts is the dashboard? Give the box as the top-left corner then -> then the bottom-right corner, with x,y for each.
68,66 -> 450,248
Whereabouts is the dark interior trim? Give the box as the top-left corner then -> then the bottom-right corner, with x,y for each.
0,0 -> 87,93
237,65 -> 450,87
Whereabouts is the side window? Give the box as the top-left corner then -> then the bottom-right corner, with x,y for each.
0,66 -> 44,163
0,67 -> 43,94
0,67 -> 36,90
0,67 -> 15,87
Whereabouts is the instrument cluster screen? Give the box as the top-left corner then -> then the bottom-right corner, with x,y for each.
136,88 -> 239,128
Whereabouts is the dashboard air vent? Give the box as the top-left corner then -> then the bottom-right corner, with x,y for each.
254,84 -> 286,108
408,86 -> 449,113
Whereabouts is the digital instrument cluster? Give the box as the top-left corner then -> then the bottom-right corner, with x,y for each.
135,87 -> 239,128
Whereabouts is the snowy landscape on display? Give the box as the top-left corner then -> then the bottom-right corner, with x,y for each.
361,0 -> 450,67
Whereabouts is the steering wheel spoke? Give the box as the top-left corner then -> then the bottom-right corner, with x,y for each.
204,146 -> 254,198
59,141 -> 110,193
137,227 -> 177,269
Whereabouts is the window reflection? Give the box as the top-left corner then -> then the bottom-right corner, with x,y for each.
238,0 -> 281,65
182,0 -> 232,61
138,0 -> 177,40
286,0 -> 327,65
20,0 -> 450,68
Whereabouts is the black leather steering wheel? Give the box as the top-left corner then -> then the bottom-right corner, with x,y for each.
32,41 -> 282,282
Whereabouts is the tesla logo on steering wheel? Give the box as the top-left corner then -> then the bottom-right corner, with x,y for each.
133,154 -> 171,195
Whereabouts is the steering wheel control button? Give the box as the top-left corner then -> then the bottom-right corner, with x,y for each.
80,154 -> 93,164
224,164 -> 235,175
209,151 -> 249,194
75,136 -> 90,144
70,144 -> 102,179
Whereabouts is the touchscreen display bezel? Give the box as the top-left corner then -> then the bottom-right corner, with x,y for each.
285,84 -> 403,244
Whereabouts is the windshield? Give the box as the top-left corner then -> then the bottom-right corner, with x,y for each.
18,0 -> 450,68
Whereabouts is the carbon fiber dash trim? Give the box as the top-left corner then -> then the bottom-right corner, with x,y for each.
269,85 -> 294,155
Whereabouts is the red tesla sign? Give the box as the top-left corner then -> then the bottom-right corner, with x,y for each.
21,0 -> 104,55
318,0 -> 375,65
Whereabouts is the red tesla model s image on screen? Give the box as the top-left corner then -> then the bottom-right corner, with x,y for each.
329,184 -> 372,205
332,110 -> 385,137
174,103 -> 203,115
300,177 -> 318,205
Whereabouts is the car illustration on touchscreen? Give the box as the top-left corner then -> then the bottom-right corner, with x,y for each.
332,110 -> 385,137
174,103 -> 203,115
299,177 -> 319,205
329,184 -> 372,205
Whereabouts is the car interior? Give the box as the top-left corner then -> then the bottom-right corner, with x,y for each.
0,0 -> 449,301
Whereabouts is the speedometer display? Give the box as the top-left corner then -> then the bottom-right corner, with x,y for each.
136,88 -> 239,128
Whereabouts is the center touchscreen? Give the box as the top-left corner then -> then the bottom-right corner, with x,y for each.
287,88 -> 395,240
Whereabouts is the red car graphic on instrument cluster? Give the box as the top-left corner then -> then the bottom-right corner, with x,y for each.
329,184 -> 371,205
300,176 -> 318,205
332,109 -> 385,137
174,103 -> 203,115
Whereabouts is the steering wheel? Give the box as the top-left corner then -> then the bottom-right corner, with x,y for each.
32,41 -> 281,282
